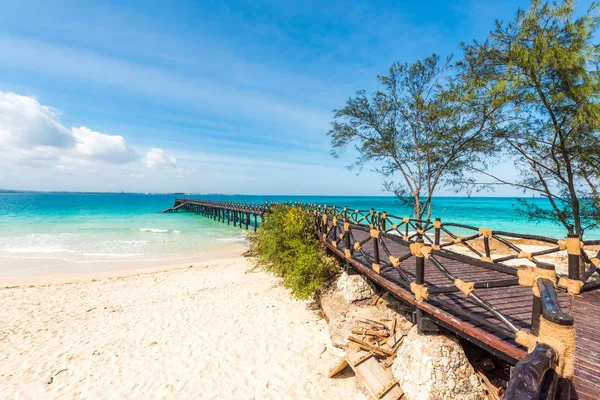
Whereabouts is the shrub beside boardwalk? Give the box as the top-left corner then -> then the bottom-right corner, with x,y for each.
249,204 -> 338,300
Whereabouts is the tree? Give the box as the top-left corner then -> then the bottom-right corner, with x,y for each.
465,0 -> 600,237
328,55 -> 505,220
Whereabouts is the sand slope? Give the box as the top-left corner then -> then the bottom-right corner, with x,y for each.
0,258 -> 362,399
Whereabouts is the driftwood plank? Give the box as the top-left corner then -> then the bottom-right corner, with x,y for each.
348,337 -> 394,356
346,344 -> 403,400
327,357 -> 350,378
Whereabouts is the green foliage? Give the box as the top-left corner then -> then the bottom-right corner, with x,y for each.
328,54 -> 503,220
249,205 -> 337,300
464,0 -> 600,236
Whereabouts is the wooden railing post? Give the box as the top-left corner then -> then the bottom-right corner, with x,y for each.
567,234 -> 580,280
344,219 -> 351,257
415,238 -> 425,285
373,234 -> 380,274
331,217 -> 338,247
532,262 -> 557,335
505,344 -> 557,400
531,295 -> 542,335
434,218 -> 441,249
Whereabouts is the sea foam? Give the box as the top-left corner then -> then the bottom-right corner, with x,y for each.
135,228 -> 178,233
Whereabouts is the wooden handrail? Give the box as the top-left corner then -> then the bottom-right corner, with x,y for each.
167,198 -> 597,398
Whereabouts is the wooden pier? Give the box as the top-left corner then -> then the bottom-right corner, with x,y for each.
163,198 -> 267,231
167,198 -> 600,399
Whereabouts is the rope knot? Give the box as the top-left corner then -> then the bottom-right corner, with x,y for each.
558,277 -> 584,295
410,242 -> 424,257
478,228 -> 493,238
454,278 -> 475,296
410,282 -> 428,301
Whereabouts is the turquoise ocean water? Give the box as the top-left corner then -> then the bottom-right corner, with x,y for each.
0,193 -> 597,277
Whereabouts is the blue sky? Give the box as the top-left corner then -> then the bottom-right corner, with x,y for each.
0,0 -> 556,194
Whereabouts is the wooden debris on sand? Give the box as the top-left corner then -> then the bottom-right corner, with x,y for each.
346,344 -> 404,400
328,317 -> 405,399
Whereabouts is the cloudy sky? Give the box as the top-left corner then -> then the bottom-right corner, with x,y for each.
0,0 -> 556,194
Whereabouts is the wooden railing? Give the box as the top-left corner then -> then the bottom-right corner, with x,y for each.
168,198 -> 600,399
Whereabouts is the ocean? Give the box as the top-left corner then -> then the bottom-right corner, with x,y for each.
1,193 -> 597,277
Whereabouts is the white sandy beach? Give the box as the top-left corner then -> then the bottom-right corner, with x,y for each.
0,256 -> 363,399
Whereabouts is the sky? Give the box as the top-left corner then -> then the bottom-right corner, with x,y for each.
0,0 -> 564,195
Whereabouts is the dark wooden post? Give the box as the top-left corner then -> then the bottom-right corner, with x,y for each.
331,217 -> 338,247
505,344 -> 557,400
532,263 -> 556,335
483,235 -> 491,260
254,214 -> 258,232
344,220 -> 351,256
415,238 -> 425,285
531,296 -> 542,335
246,213 -> 250,230
434,218 -> 441,249
567,234 -> 580,280
373,232 -> 380,274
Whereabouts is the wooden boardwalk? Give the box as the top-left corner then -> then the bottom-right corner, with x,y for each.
169,198 -> 600,399
571,290 -> 600,400
339,226 -> 568,362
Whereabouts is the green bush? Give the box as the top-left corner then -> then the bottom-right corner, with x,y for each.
249,204 -> 338,300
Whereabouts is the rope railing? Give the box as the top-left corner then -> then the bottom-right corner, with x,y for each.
170,198 -> 598,398
311,204 -> 590,399
314,204 -> 600,294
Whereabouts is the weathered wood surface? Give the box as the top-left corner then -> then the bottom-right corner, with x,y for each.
350,225 -> 572,343
322,219 -> 598,400
345,344 -> 404,400
570,290 -> 600,400
170,199 -> 600,399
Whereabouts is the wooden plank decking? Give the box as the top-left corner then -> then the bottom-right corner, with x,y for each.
571,290 -> 600,400
170,198 -> 600,399
345,225 -> 573,359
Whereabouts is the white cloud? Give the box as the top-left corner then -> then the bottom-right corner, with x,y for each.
72,126 -> 135,164
0,91 -> 136,166
0,92 -> 74,148
176,167 -> 196,177
143,148 -> 177,169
